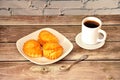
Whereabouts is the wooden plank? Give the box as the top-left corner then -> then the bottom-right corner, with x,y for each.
0,42 -> 120,61
0,15 -> 120,25
0,61 -> 120,80
0,25 -> 120,42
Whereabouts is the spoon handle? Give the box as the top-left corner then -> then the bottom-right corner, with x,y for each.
68,55 -> 88,69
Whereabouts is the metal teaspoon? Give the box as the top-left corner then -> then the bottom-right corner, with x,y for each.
59,55 -> 89,71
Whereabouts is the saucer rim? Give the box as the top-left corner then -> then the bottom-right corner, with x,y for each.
75,32 -> 105,50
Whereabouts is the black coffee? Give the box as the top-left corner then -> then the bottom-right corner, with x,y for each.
84,20 -> 99,28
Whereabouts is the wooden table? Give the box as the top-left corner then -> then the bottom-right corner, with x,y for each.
0,15 -> 120,80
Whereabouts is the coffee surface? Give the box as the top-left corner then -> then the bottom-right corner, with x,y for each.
84,20 -> 99,28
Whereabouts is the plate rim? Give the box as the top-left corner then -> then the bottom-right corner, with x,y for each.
16,28 -> 73,65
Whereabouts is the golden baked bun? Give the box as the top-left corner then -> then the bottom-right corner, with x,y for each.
38,30 -> 59,46
23,39 -> 42,58
43,42 -> 63,60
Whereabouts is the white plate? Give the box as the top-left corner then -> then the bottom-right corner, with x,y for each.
75,32 -> 105,50
16,28 -> 73,65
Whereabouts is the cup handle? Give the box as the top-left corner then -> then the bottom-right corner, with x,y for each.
97,29 -> 107,43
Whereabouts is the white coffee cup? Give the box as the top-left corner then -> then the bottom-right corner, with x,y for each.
81,17 -> 107,44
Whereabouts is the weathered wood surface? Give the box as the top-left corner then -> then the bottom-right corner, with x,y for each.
0,15 -> 120,25
0,15 -> 120,80
0,42 -> 120,61
0,25 -> 120,61
0,25 -> 120,42
0,61 -> 120,80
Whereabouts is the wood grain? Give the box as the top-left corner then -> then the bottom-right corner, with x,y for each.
0,61 -> 120,80
0,15 -> 120,25
0,42 -> 120,61
0,15 -> 120,80
0,25 -> 120,42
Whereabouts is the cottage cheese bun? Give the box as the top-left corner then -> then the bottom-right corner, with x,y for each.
23,39 -> 42,58
43,42 -> 63,60
38,30 -> 59,46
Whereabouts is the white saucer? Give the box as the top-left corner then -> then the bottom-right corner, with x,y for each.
75,32 -> 105,50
